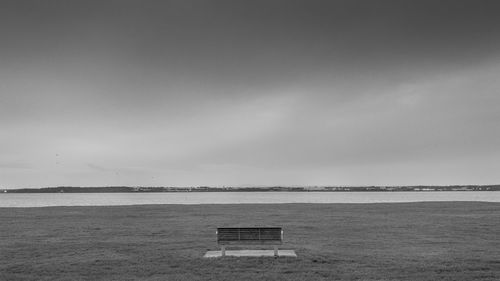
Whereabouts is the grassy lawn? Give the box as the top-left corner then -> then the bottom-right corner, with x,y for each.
1,202 -> 499,280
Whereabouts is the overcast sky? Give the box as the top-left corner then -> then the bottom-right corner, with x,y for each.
1,0 -> 500,188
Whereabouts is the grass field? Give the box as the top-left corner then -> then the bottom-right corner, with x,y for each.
1,202 -> 499,280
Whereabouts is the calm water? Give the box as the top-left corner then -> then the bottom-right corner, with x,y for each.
0,191 -> 499,207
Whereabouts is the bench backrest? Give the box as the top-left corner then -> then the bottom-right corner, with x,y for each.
217,227 -> 283,245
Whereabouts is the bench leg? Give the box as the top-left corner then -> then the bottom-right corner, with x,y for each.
221,246 -> 226,257
273,246 -> 278,257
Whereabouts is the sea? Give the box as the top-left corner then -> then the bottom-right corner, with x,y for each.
0,191 -> 499,207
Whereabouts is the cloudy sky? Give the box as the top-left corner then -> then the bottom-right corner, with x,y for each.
1,0 -> 500,188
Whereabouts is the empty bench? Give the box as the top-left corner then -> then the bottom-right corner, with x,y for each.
217,227 -> 283,256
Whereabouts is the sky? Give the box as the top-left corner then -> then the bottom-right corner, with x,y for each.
1,0 -> 500,188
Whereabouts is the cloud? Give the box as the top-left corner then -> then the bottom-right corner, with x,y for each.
1,1 -> 500,187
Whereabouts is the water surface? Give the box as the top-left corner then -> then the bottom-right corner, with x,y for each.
1,191 -> 499,207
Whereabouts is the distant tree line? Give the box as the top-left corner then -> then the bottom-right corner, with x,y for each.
3,185 -> 500,193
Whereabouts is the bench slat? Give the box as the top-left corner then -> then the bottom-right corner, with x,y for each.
217,227 -> 282,244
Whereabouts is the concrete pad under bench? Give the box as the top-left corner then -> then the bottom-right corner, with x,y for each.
204,249 -> 297,258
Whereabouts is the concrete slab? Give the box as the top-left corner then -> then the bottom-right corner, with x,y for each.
203,249 -> 297,258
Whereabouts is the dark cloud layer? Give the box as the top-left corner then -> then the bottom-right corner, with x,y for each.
1,1 -> 500,187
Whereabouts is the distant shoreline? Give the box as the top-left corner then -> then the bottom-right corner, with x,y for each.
2,185 -> 499,193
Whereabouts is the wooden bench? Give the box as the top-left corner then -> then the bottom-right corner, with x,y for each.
216,227 -> 283,256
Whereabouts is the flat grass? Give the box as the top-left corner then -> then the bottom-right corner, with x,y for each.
1,202 -> 499,280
